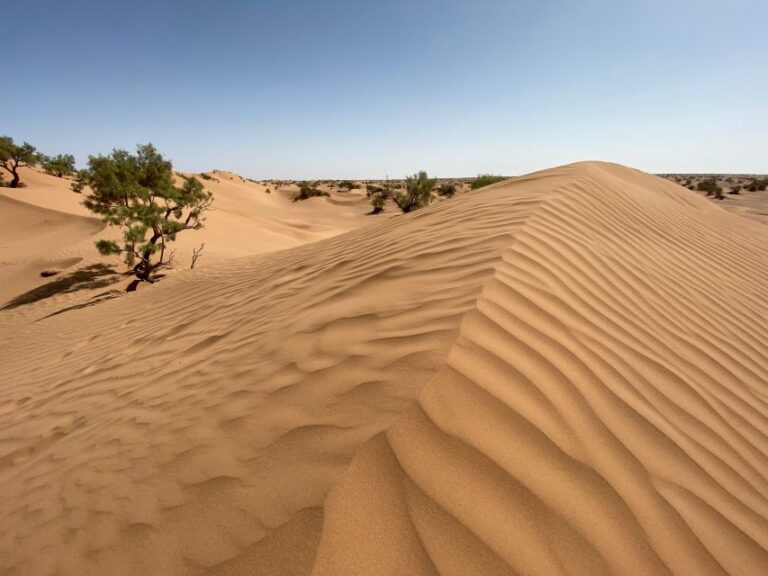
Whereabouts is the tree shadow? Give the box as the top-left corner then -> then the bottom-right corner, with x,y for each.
1,264 -> 123,310
41,289 -> 124,319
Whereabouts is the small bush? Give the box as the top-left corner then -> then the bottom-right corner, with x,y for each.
437,182 -> 457,197
369,193 -> 386,214
366,183 -> 385,197
745,178 -> 768,192
337,180 -> 356,191
369,171 -> 435,213
697,178 -> 723,199
199,172 -> 213,180
293,184 -> 330,201
729,185 -> 741,195
471,174 -> 506,190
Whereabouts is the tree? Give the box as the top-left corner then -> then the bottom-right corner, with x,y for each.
80,144 -> 213,289
0,136 -> 40,187
42,153 -> 76,177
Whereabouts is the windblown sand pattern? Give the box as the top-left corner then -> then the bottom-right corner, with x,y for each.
1,162 -> 766,575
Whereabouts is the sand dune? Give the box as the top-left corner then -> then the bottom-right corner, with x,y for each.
0,167 -> 373,315
1,162 -> 767,575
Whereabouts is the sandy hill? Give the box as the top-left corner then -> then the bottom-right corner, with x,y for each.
0,162 -> 767,575
0,166 -> 374,311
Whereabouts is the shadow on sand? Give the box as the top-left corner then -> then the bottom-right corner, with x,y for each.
1,264 -> 123,311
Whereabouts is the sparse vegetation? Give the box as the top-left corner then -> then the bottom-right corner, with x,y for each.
41,154 -> 76,177
0,136 -> 40,188
337,180 -> 356,191
368,171 -> 436,214
79,143 -> 213,289
369,193 -> 386,215
697,178 -> 724,199
199,172 -> 213,180
746,178 -> 768,192
366,183 -> 385,196
729,185 -> 741,195
437,182 -> 457,197
471,174 -> 506,190
70,169 -> 89,193
293,183 -> 330,201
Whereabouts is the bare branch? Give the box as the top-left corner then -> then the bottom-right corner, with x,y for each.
190,243 -> 205,269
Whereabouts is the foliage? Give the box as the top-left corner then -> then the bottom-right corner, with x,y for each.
746,178 -> 768,192
70,169 -> 90,193
470,174 -> 506,190
729,185 -> 741,195
337,180 -> 356,190
293,183 -> 329,201
437,182 -> 457,197
367,171 -> 436,213
80,143 -> 213,286
0,136 -> 40,188
392,171 -> 436,213
369,193 -> 386,214
42,153 -> 76,177
696,178 -> 723,199
366,183 -> 385,197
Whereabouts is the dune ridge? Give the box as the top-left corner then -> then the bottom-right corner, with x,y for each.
1,162 -> 767,575
313,163 -> 768,575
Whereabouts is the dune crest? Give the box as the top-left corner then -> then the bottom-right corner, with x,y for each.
1,162 -> 767,575
313,162 -> 768,575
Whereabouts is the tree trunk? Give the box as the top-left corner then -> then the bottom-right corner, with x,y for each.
10,170 -> 19,188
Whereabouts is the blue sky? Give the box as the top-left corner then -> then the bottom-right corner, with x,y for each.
4,0 -> 767,178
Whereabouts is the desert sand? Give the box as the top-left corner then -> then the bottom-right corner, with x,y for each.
1,161 -> 767,575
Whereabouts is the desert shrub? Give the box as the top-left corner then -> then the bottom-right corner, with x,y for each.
746,178 -> 768,192
729,185 -> 741,195
42,153 -> 76,177
80,143 -> 213,288
369,171 -> 435,213
366,183 -> 385,197
697,178 -> 723,199
471,174 -> 506,190
369,193 -> 386,214
337,180 -> 356,191
437,182 -> 457,197
0,136 -> 40,188
293,183 -> 329,201
199,172 -> 213,180
265,188 -> 271,194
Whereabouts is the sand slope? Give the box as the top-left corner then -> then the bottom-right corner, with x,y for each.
1,162 -> 767,575
0,167 -> 374,314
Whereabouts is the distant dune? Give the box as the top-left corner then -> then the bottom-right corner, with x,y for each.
1,162 -> 767,575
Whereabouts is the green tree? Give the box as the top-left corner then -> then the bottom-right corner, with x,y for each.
0,136 -> 40,188
42,153 -> 76,177
80,144 -> 213,288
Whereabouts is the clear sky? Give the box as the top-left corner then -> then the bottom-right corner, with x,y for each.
4,0 -> 767,178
